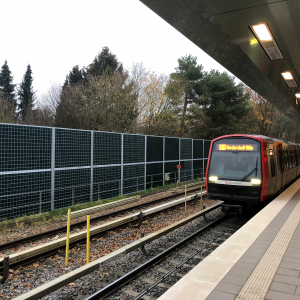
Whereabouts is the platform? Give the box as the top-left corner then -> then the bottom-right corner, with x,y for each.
158,179 -> 300,300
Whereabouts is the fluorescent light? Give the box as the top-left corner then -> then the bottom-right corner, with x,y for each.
251,178 -> 261,185
295,93 -> 300,98
250,23 -> 283,60
209,176 -> 218,182
281,72 -> 293,80
281,72 -> 298,87
252,24 -> 272,41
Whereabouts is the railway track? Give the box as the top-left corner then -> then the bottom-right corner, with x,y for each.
0,188 -> 208,275
2,199 -> 222,300
0,185 -> 203,252
86,214 -> 247,300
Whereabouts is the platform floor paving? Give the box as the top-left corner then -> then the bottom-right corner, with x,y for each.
157,179 -> 300,300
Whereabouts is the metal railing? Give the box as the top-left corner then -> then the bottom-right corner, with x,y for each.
0,168 -> 206,221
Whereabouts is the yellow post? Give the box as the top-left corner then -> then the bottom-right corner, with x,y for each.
185,184 -> 187,213
65,208 -> 71,267
200,185 -> 203,210
86,214 -> 90,264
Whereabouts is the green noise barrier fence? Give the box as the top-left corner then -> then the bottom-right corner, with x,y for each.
0,123 -> 210,221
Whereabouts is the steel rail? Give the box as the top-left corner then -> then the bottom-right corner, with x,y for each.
0,185 -> 203,251
85,214 -> 228,300
134,219 -> 238,300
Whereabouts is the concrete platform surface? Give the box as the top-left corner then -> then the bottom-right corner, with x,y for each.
158,179 -> 300,300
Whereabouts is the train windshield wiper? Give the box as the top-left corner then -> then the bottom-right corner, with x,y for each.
241,157 -> 258,181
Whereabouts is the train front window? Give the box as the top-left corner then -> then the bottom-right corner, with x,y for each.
208,139 -> 262,182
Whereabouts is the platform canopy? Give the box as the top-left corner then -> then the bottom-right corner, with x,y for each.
140,0 -> 300,121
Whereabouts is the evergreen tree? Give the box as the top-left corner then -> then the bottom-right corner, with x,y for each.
0,60 -> 16,104
68,65 -> 84,85
167,55 -> 204,134
86,46 -> 123,77
197,70 -> 250,139
18,64 -> 36,119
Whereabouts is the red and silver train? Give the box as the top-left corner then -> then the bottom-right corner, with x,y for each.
206,134 -> 300,209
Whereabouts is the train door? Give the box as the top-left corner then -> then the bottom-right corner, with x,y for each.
275,143 -> 284,192
268,143 -> 277,195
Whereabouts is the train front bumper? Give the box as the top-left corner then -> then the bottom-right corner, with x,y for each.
207,182 -> 262,204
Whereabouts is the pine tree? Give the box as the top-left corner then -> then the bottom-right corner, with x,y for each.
0,60 -> 16,104
18,64 -> 36,119
68,65 -> 84,85
197,70 -> 250,139
87,46 -> 123,77
167,55 -> 204,134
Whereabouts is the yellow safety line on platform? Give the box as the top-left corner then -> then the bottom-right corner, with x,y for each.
236,199 -> 300,300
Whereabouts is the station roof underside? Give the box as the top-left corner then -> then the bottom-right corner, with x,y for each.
140,0 -> 300,122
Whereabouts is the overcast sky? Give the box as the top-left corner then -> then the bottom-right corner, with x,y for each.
0,0 -> 234,98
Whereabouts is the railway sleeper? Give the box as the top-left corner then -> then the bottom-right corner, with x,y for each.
141,277 -> 172,289
0,256 -> 9,284
155,267 -> 185,278
122,288 -> 156,300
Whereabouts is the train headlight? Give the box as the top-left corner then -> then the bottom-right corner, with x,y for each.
251,178 -> 261,185
209,176 -> 218,182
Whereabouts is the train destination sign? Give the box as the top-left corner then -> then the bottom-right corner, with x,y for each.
217,144 -> 257,151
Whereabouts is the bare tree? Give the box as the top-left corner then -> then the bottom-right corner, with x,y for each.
21,83 -> 62,126
55,72 -> 138,132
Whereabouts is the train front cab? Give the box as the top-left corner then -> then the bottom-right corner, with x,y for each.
206,136 -> 264,208
206,135 -> 300,214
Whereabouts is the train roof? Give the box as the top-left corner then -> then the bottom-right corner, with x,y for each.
212,134 -> 299,146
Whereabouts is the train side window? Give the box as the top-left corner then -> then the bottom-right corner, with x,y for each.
269,149 -> 276,177
279,150 -> 284,173
288,151 -> 292,170
291,151 -> 295,169
284,151 -> 288,171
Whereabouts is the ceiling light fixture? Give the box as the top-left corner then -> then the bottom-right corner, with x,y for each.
252,24 -> 272,41
282,72 -> 293,80
281,72 -> 298,88
250,23 -> 283,60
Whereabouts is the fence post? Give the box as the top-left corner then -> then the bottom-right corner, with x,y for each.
200,185 -> 203,210
151,175 -> 153,188
86,215 -> 90,264
203,140 -> 205,179
179,139 -> 181,183
185,184 -> 187,213
121,134 -> 124,196
51,128 -> 55,211
192,139 -> 194,180
72,187 -> 74,206
90,131 -> 94,202
39,191 -> 42,214
144,136 -> 147,191
65,208 -> 71,267
163,137 -> 165,186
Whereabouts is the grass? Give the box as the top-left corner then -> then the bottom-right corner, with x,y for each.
0,177 -> 204,231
